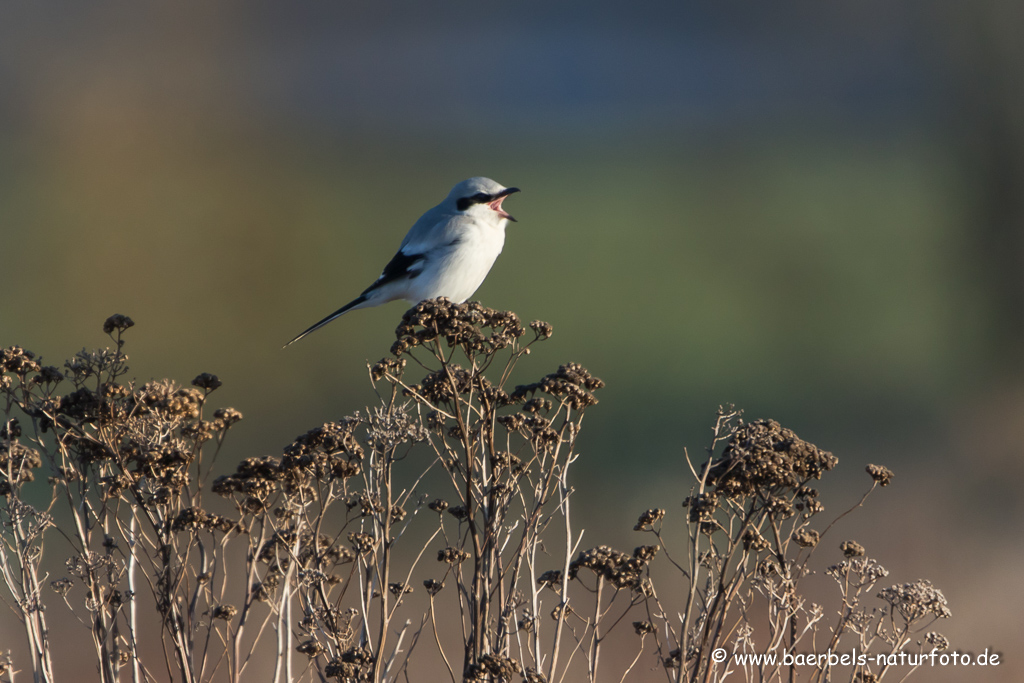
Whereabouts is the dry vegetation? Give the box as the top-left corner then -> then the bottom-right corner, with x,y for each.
1,302 -> 950,682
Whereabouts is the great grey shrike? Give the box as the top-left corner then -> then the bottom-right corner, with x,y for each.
285,177 -> 520,346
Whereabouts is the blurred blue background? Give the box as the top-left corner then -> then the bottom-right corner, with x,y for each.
1,2 -> 1022,680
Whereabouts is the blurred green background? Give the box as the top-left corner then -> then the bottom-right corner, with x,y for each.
2,3 -> 1022,681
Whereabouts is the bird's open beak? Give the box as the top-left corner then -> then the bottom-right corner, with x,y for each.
489,187 -> 520,222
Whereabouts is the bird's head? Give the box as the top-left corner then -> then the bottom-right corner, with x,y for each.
447,177 -> 520,223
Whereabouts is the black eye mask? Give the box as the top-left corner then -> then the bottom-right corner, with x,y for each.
456,192 -> 492,211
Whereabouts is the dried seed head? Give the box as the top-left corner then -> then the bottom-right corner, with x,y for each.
826,556 -> 890,585
465,653 -> 522,681
357,493 -> 384,516
742,528 -> 769,553
392,298 -> 526,358
537,570 -> 562,590
348,532 -> 376,554
634,508 -> 666,531
0,441 -> 42,488
524,668 -> 548,683
866,464 -> 894,486
102,314 -> 135,335
37,366 -> 65,385
763,496 -> 795,519
210,604 -> 237,621
283,420 -> 364,476
437,547 -> 470,564
491,450 -> 524,473
426,410 -> 445,431
792,529 -> 819,548
370,356 -> 406,381
530,320 -> 553,339
324,647 -> 375,679
925,632 -> 949,651
191,373 -> 222,391
1,346 -> 41,375
757,557 -> 780,577
511,362 -> 603,410
389,503 -> 406,524
685,492 -> 718,523
841,540 -> 865,558
633,620 -> 656,636
633,544 -> 659,562
569,544 -> 655,590
497,413 -> 526,431
705,420 -> 838,498
878,580 -> 951,621
799,498 -> 825,517
251,572 -> 282,601
550,603 -> 570,621
212,407 -> 243,429
171,507 -> 210,532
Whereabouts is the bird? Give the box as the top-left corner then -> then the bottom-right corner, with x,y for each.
285,177 -> 520,346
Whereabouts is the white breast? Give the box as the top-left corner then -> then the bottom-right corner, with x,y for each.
408,217 -> 506,303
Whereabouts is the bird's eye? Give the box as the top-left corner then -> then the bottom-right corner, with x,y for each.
456,193 -> 491,211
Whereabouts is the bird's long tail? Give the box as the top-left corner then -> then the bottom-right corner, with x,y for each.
283,295 -> 368,347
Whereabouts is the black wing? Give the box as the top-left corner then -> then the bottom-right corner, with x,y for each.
361,249 -> 426,296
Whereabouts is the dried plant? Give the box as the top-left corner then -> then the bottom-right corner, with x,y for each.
2,316 -> 247,683
0,304 -> 951,683
634,409 -> 951,683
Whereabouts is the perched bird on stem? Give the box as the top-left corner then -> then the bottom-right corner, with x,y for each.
285,177 -> 520,346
